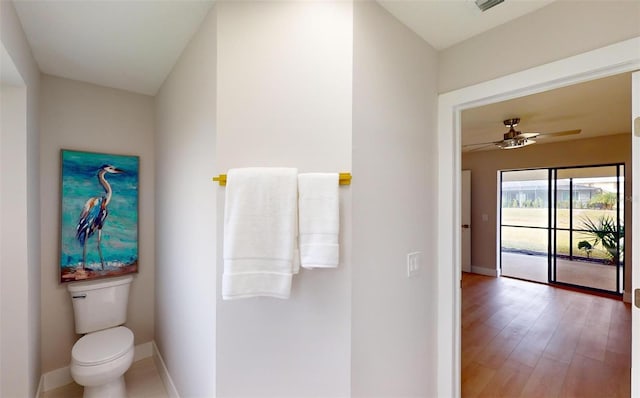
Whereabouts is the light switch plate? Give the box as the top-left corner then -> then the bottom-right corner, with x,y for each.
407,251 -> 421,278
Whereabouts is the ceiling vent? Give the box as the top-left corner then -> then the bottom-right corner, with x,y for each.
475,0 -> 504,12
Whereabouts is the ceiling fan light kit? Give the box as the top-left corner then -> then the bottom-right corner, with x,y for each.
497,137 -> 536,150
498,118 -> 534,149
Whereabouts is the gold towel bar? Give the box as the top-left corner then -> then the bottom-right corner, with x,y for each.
212,172 -> 352,186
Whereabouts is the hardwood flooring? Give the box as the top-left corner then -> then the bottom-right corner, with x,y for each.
462,273 -> 630,398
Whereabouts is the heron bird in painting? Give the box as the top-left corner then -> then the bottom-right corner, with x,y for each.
76,164 -> 124,270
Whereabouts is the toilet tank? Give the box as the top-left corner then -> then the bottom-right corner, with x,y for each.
67,275 -> 133,334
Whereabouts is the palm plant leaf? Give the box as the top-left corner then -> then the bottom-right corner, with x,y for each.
580,214 -> 624,263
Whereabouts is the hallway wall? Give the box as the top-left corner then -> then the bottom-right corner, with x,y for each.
0,1 -> 41,396
351,2 -> 438,396
215,2 -> 353,395
154,6 -> 218,397
154,1 -> 441,396
439,1 -> 640,93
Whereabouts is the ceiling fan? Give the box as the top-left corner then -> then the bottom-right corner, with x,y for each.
464,118 -> 581,151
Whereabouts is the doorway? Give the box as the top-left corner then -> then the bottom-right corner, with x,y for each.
436,38 -> 640,397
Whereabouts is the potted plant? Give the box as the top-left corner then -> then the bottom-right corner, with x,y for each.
580,215 -> 624,265
577,240 -> 593,258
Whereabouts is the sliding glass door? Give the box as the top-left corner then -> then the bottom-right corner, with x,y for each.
550,165 -> 624,293
500,169 -> 550,284
500,164 -> 625,294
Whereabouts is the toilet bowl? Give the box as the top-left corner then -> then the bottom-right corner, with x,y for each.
70,326 -> 134,398
68,275 -> 135,397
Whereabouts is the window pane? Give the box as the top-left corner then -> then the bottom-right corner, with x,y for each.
501,170 -> 548,228
555,230 -> 570,258
501,226 -> 548,283
501,226 -> 548,256
554,179 -> 570,229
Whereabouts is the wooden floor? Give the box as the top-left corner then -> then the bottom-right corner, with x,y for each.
462,273 -> 631,398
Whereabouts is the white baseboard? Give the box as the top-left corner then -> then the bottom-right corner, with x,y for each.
471,266 -> 499,277
35,373 -> 44,398
41,365 -> 71,393
39,341 -> 154,393
152,341 -> 180,398
134,341 -> 153,362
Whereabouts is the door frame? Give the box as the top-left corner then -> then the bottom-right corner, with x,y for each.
461,169 -> 471,273
436,36 -> 640,398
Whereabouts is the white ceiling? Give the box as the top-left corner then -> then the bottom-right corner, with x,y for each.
461,73 -> 632,151
10,0 -> 629,149
13,0 -> 214,95
10,0 -> 553,96
377,0 -> 556,50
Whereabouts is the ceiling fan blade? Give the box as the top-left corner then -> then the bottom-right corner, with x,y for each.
464,122 -> 580,151
536,129 -> 582,138
466,143 -> 497,152
462,140 -> 502,148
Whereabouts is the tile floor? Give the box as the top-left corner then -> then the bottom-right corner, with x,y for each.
41,357 -> 168,398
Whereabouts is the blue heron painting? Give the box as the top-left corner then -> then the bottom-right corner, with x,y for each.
60,150 -> 139,282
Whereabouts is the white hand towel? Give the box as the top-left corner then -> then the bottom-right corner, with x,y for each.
222,167 -> 298,299
298,173 -> 340,269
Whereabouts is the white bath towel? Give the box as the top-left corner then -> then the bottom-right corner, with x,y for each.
222,167 -> 298,299
298,173 -> 340,269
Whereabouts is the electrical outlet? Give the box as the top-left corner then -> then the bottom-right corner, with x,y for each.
407,251 -> 421,278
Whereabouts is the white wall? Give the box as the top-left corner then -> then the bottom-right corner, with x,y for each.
39,75 -> 156,372
351,2 -> 438,396
439,0 -> 640,93
215,1 -> 352,396
155,2 -> 446,396
0,1 -> 41,396
0,84 -> 2,398
154,6 -> 217,397
0,83 -> 30,398
0,83 -> 2,398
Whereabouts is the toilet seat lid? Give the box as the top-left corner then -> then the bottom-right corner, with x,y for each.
72,326 -> 134,366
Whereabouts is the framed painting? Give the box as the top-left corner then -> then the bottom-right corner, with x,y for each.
60,149 -> 139,282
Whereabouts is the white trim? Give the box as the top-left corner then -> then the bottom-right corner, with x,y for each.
152,341 -> 180,398
41,366 -> 71,393
437,36 -> 640,398
35,373 -> 44,398
471,266 -> 499,277
631,71 -> 640,397
39,341 -> 154,393
133,341 -> 153,362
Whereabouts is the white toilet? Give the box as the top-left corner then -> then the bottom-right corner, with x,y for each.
67,275 -> 135,398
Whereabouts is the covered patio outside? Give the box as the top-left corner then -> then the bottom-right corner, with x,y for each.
501,252 -> 621,292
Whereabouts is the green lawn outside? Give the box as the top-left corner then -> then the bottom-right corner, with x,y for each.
501,208 -> 622,261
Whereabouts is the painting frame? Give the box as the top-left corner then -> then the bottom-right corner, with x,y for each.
59,149 -> 139,283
